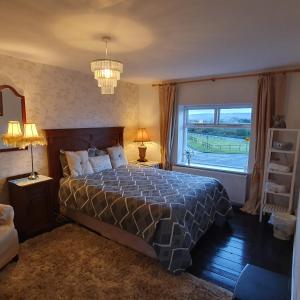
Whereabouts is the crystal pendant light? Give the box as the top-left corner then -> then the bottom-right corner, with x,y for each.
91,37 -> 123,95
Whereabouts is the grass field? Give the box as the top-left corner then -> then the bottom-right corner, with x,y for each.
188,133 -> 249,154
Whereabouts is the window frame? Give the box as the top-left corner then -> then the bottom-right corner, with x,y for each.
181,103 -> 253,172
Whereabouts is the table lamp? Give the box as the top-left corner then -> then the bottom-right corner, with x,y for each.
21,123 -> 47,180
1,122 -> 46,179
134,128 -> 150,162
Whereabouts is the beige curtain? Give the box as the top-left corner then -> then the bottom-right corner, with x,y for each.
159,84 -> 177,170
241,73 -> 286,214
0,91 -> 3,116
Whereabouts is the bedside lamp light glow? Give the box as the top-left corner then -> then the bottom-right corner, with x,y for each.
2,121 -> 23,147
7,121 -> 22,136
135,128 -> 150,145
23,123 -> 39,138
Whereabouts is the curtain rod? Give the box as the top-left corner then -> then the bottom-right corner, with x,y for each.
152,67 -> 300,87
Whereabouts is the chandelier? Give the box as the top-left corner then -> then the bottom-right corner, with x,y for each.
91,37 -> 123,95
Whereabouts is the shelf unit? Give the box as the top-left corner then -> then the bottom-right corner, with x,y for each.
266,191 -> 290,197
271,148 -> 295,154
263,203 -> 288,214
259,128 -> 300,222
268,170 -> 293,176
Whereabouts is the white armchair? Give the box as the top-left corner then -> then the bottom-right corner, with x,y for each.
0,204 -> 19,269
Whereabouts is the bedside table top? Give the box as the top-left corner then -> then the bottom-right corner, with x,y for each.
129,160 -> 161,167
9,175 -> 53,187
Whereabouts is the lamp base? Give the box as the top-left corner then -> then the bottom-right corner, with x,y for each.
137,158 -> 148,162
28,172 -> 38,180
138,145 -> 147,162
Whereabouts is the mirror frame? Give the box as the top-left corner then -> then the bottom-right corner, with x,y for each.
0,84 -> 27,152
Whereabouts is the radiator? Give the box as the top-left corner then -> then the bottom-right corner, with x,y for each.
172,165 -> 248,206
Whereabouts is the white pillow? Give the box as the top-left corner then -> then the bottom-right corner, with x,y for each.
106,145 -> 128,168
65,150 -> 93,177
89,155 -> 112,173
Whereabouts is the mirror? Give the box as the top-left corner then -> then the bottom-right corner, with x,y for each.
0,85 -> 26,152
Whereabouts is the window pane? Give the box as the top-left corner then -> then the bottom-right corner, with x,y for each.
187,109 -> 215,124
219,108 -> 252,124
186,127 -> 251,170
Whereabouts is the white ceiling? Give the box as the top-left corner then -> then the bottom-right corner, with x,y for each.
0,0 -> 300,83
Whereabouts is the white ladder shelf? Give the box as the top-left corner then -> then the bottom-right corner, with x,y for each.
259,128 -> 300,222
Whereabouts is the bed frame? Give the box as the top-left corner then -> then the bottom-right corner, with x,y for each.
45,127 -> 124,210
44,127 -> 157,259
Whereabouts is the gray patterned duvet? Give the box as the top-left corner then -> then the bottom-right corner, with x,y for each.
59,164 -> 232,274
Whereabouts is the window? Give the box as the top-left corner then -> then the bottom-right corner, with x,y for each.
179,105 -> 252,172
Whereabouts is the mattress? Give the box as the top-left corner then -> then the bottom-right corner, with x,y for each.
59,164 -> 232,274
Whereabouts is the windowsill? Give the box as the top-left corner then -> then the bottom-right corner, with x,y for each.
174,162 -> 250,175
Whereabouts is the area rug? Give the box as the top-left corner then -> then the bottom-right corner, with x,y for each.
0,224 -> 232,300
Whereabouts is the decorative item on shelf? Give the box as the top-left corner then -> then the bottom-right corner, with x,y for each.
273,115 -> 286,128
272,141 -> 293,151
21,123 -> 47,180
265,181 -> 288,194
269,161 -> 292,173
91,36 -> 123,95
134,128 -> 150,162
1,121 -> 23,147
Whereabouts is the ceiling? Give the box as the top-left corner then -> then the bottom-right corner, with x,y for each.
0,0 -> 300,83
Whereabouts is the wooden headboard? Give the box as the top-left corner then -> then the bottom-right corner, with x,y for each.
44,127 -> 124,211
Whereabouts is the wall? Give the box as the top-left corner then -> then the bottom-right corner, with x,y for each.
0,54 -> 139,203
177,77 -> 257,106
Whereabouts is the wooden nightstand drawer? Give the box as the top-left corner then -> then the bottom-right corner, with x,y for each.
28,184 -> 47,199
8,174 -> 55,240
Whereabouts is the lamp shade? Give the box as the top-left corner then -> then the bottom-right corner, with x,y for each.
91,59 -> 123,94
134,128 -> 150,143
24,123 -> 39,138
91,37 -> 123,95
21,123 -> 47,147
1,121 -> 23,147
7,121 -> 22,137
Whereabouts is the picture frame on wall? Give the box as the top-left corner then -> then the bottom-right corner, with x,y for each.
0,91 -> 3,116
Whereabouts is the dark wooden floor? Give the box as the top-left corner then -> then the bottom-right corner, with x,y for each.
187,207 -> 293,292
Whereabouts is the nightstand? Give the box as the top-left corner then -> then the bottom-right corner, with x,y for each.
8,174 -> 55,241
129,160 -> 162,169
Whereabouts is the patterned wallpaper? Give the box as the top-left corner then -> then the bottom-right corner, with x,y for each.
0,54 -> 139,203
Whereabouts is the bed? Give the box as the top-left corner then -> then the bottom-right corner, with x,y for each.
45,127 -> 232,274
